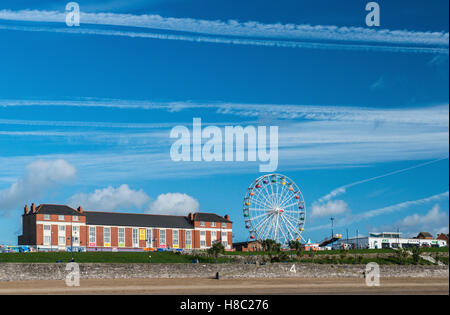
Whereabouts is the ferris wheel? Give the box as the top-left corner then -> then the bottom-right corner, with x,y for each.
243,174 -> 306,245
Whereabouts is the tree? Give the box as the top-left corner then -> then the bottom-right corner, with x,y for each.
261,239 -> 282,262
261,239 -> 281,253
395,248 -> 409,265
411,246 -> 422,265
207,241 -> 225,262
287,240 -> 304,258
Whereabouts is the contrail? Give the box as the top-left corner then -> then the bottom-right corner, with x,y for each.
0,24 -> 447,54
0,9 -> 448,54
317,156 -> 449,203
309,191 -> 450,231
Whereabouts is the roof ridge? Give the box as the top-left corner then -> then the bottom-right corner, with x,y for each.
84,210 -> 188,218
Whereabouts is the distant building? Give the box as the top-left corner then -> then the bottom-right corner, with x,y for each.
232,240 -> 263,252
436,233 -> 449,245
18,203 -> 233,252
333,232 -> 447,250
416,232 -> 433,240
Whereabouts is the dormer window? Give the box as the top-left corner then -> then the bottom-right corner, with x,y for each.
73,216 -> 79,221
200,221 -> 205,226
58,215 -> 65,221
211,222 -> 216,227
44,214 -> 50,220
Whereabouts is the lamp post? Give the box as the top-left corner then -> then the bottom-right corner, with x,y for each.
356,229 -> 359,250
330,217 -> 335,239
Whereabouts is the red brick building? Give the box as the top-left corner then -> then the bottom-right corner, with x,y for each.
18,204 -> 232,252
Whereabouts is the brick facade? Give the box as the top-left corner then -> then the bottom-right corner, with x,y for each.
18,204 -> 233,251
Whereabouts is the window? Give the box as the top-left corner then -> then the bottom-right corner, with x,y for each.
159,229 -> 166,246
43,225 -> 51,231
132,228 -> 139,247
72,226 -> 79,233
173,230 -> 179,247
185,230 -> 192,248
104,227 -> 111,246
222,232 -> 228,247
118,228 -> 125,246
44,236 -> 51,245
89,227 -> 96,245
200,231 -> 206,248
73,216 -> 79,221
211,222 -> 216,227
58,236 -> 66,245
44,214 -> 51,220
211,231 -> 217,243
146,229 -> 152,246
58,225 -> 66,232
58,215 -> 65,221
200,221 -> 205,226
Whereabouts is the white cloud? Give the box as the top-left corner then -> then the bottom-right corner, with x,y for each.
399,204 -> 448,231
377,204 -> 449,237
311,200 -> 350,218
67,184 -> 150,211
147,193 -> 199,216
0,159 -> 76,212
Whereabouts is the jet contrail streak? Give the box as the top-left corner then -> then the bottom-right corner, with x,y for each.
317,156 -> 449,203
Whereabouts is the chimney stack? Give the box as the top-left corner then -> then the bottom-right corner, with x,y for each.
188,213 -> 194,221
224,214 -> 230,221
24,205 -> 29,214
77,206 -> 83,213
31,203 -> 36,213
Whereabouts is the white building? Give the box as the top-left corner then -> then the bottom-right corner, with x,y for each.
333,232 -> 447,250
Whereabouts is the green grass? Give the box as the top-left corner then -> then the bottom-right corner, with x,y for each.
226,248 -> 396,256
420,247 -> 449,253
439,257 -> 449,265
0,252 -> 235,264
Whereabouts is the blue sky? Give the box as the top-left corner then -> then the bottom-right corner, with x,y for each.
0,0 -> 448,244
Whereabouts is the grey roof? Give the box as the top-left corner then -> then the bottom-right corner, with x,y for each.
35,204 -> 84,216
84,211 -> 194,229
194,213 -> 231,223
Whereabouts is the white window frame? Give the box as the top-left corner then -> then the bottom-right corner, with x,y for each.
159,229 -> 166,247
89,226 -> 96,245
146,228 -> 152,247
104,227 -> 111,246
44,214 -> 51,220
58,236 -> 66,246
185,230 -> 192,249
118,228 -> 125,247
200,221 -> 205,226
211,222 -> 216,227
43,224 -> 52,246
222,232 -> 228,247
58,215 -> 65,221
172,230 -> 179,247
73,216 -> 79,221
44,235 -> 51,246
132,228 -> 139,248
200,231 -> 207,248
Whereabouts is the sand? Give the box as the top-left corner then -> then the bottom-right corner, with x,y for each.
0,277 -> 448,295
